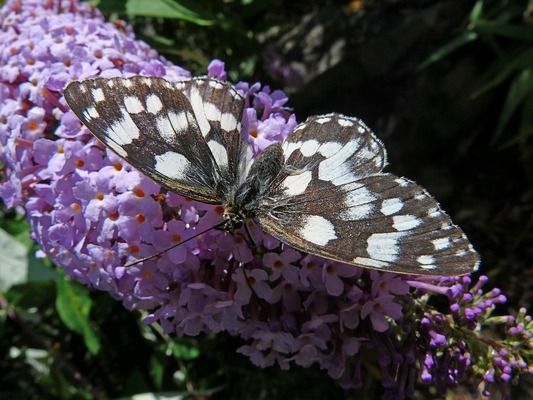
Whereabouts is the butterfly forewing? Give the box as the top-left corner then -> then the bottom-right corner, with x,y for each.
257,114 -> 479,275
64,76 -> 225,204
179,78 -> 251,187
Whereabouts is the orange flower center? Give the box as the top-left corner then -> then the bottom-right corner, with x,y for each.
132,187 -> 145,198
27,120 -> 38,130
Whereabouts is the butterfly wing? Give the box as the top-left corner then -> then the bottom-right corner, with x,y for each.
178,77 -> 251,187
256,114 -> 479,275
64,76 -> 245,204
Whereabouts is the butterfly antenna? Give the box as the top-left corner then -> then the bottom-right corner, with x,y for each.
240,220 -> 268,304
124,220 -> 227,268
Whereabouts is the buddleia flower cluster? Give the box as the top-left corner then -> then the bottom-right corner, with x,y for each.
0,1 -> 530,398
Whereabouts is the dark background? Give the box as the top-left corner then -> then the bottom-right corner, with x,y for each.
1,0 -> 532,398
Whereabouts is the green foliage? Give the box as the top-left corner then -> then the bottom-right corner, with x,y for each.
420,0 -> 533,147
56,278 -> 101,355
89,0 -> 280,79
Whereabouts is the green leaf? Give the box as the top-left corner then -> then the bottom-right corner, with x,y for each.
473,47 -> 533,97
474,20 -> 533,41
0,227 -> 29,291
149,354 -> 165,389
125,0 -> 217,26
171,340 -> 199,360
469,0 -> 484,24
55,278 -> 101,354
493,68 -> 533,143
418,32 -> 478,70
518,91 -> 533,142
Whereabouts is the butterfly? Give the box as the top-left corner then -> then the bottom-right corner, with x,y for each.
63,76 -> 480,275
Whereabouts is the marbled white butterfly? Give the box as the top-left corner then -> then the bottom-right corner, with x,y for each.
64,76 -> 479,275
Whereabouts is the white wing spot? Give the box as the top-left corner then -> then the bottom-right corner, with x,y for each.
106,109 -> 140,145
220,112 -> 238,132
340,186 -> 376,220
319,142 -> 342,157
238,144 -> 254,184
299,215 -> 337,246
208,80 -> 224,89
156,116 -> 175,142
366,232 -> 406,262
283,170 -> 312,196
415,192 -> 426,201
154,151 -> 190,180
92,88 -> 105,102
395,178 -> 409,187
381,198 -> 403,216
204,102 -> 221,121
106,80 -> 114,88
156,112 -> 190,141
417,255 -> 435,264
82,106 -> 99,120
427,207 -> 440,218
392,215 -> 422,231
169,111 -> 190,132
141,78 -> 153,86
189,86 -> 211,136
315,117 -> 331,124
207,140 -> 228,168
357,126 -> 365,133
318,139 -> 360,185
282,141 -> 302,161
122,79 -> 133,88
146,94 -> 163,114
124,96 -> 144,114
338,118 -> 354,127
353,257 -> 389,269
293,125 -> 305,133
432,237 -> 451,250
300,140 -> 320,157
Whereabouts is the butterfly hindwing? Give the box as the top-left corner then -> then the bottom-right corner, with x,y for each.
257,114 -> 479,275
64,76 -> 228,204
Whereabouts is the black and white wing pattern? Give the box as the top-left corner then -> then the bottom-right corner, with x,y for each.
178,78 -> 252,187
64,76 -> 245,204
257,114 -> 479,275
